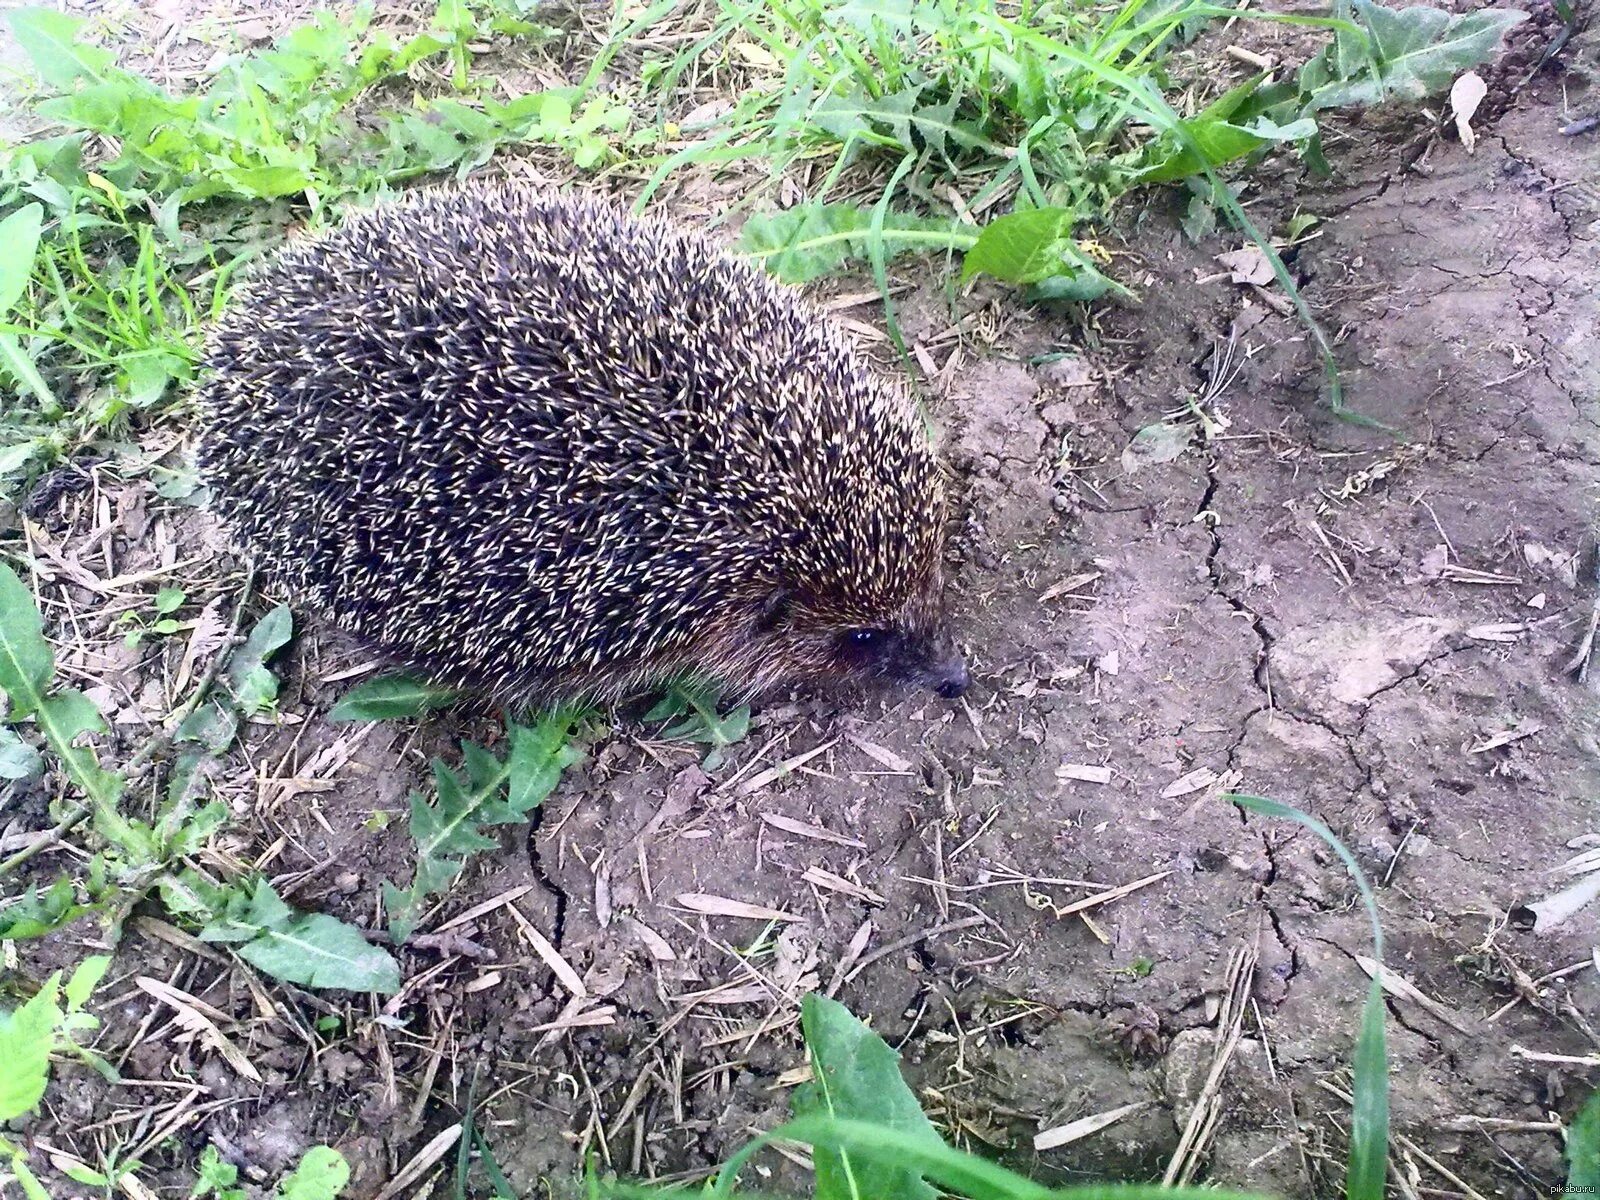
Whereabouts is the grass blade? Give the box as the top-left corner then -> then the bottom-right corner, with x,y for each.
1570,1090 -> 1600,1188
1227,793 -> 1387,1198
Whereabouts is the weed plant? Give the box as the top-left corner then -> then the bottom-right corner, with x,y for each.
0,0 -> 628,499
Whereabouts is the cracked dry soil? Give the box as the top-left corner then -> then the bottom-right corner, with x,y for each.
13,20 -> 1599,1200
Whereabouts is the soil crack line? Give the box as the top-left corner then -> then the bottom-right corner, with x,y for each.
527,804 -> 569,948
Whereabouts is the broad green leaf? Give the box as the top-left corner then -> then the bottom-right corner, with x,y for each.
0,972 -> 62,1121
276,1146 -> 350,1200
731,1115 -> 1270,1200
211,164 -> 315,199
961,208 -> 1126,302
122,355 -> 178,409
960,207 -> 1076,285
1300,2 -> 1526,109
175,700 -> 239,754
386,713 -> 580,940
0,563 -> 54,717
223,605 -> 292,693
214,604 -> 291,717
194,1145 -> 242,1196
235,912 -> 400,994
1136,119 -> 1270,182
155,867 -> 230,922
202,879 -> 400,994
0,203 -> 44,317
0,726 -> 44,780
0,878 -> 90,939
812,82 -> 993,158
1570,1090 -> 1600,1188
0,618 -> 134,845
506,712 -> 583,818
0,440 -> 44,477
63,956 -> 108,1013
6,8 -> 116,90
0,334 -> 57,405
739,203 -> 966,285
1121,421 -> 1196,473
328,673 -> 459,721
4,1146 -> 52,1200
794,994 -> 941,1200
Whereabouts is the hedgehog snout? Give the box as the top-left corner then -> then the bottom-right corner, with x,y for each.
890,627 -> 968,699
929,657 -> 970,699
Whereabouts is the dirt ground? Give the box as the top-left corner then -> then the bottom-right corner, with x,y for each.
4,2 -> 1599,1198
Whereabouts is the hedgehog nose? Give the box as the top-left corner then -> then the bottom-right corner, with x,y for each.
931,660 -> 970,700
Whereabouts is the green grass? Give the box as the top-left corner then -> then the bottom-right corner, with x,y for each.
0,0 -> 630,503
0,960 -> 349,1199
613,0 -> 1524,399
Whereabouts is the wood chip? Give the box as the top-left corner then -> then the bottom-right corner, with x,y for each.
773,1064 -> 813,1088
1467,720 -> 1542,754
629,917 -> 677,962
1439,565 -> 1522,585
1354,955 -> 1475,1033
1161,767 -> 1218,799
1465,621 -> 1529,642
844,734 -> 913,773
1036,1100 -> 1152,1150
1450,70 -> 1487,153
1039,571 -> 1102,603
676,893 -> 801,922
670,983 -> 769,1005
1510,1043 -> 1600,1068
801,866 -> 886,906
760,812 -> 866,849
1057,763 -> 1112,784
135,977 -> 261,1083
373,1123 -> 464,1200
1032,871 -> 1171,921
132,916 -> 228,964
435,884 -> 536,932
524,1004 -> 618,1035
507,905 -> 586,997
734,738 -> 839,796
826,919 -> 875,997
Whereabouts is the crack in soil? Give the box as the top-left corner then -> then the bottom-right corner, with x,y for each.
527,804 -> 568,948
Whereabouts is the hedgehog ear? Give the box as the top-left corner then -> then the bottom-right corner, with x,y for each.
754,587 -> 793,632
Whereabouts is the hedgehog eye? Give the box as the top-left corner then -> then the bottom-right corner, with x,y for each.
845,628 -> 887,649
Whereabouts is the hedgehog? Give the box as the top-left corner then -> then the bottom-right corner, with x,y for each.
196,181 -> 968,709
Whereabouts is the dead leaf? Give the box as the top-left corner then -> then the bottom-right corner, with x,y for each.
843,734 -> 913,774
760,812 -> 866,849
677,894 -> 802,921
1161,767 -> 1219,799
1121,422 -> 1195,475
1216,247 -> 1273,286
1420,543 -> 1451,579
801,866 -> 886,906
1057,763 -> 1112,784
1450,72 -> 1488,154
135,977 -> 262,1082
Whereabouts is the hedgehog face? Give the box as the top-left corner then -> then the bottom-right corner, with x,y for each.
832,623 -> 969,698
735,581 -> 967,700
